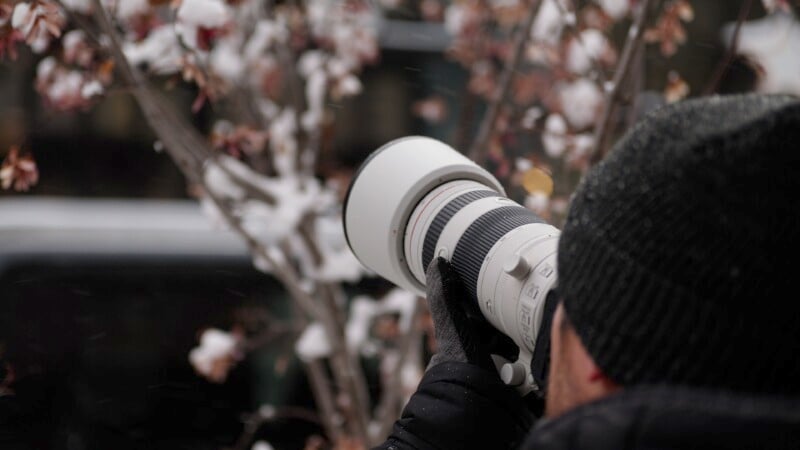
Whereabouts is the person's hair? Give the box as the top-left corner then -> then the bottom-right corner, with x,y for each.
558,299 -> 573,334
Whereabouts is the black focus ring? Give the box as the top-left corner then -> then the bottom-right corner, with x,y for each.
421,190 -> 498,272
451,206 -> 544,302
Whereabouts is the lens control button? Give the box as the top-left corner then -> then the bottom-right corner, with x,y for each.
503,255 -> 531,279
500,362 -> 527,386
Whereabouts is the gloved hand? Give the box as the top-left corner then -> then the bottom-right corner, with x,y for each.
425,257 -> 519,371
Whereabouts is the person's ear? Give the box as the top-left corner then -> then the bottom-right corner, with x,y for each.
588,366 -> 619,393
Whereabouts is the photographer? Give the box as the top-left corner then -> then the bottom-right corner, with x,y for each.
374,93 -> 800,449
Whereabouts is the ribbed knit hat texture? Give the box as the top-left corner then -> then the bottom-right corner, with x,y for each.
558,92 -> 800,395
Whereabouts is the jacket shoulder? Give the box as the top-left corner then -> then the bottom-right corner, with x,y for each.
524,386 -> 800,450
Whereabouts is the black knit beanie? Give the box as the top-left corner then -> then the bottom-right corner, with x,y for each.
557,92 -> 800,395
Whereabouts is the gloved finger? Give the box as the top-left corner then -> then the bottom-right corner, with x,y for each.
426,257 -> 520,369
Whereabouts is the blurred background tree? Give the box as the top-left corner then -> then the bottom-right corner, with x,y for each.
0,0 -> 798,449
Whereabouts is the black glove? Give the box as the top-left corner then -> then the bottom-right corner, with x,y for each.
425,257 -> 519,371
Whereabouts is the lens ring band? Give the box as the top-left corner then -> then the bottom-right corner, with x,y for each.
421,190 -> 498,272
451,206 -> 544,302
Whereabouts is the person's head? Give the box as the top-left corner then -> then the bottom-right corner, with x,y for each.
545,92 -> 800,418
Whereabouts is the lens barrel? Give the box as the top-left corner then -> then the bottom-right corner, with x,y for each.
344,136 -> 559,357
343,136 -> 505,295
403,179 -> 559,354
405,180 -> 546,302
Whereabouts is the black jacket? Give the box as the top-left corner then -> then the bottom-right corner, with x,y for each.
375,362 -> 800,450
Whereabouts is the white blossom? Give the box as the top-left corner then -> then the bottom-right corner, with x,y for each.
311,215 -> 366,283
30,29 -> 53,53
256,98 -> 280,120
444,4 -> 469,35
211,37 -> 246,82
760,0 -> 791,13
62,29 -> 84,53
178,0 -> 229,28
566,29 -> 609,75
270,109 -> 299,176
515,157 -> 533,172
595,0 -> 629,20
298,50 -> 327,79
203,155 -> 336,249
244,20 -> 289,62
725,12 -> 800,96
176,0 -> 230,50
80,80 -> 103,99
521,107 -> 543,130
203,161 -> 247,200
47,70 -> 83,102
123,25 -> 183,74
542,113 -> 568,158
325,58 -> 349,80
251,246 -> 287,275
36,56 -> 57,80
61,0 -> 92,15
12,2 -> 62,53
346,296 -> 379,353
302,69 -> 328,131
296,322 -> 331,361
188,328 -> 242,382
314,248 -> 365,283
112,0 -> 149,20
558,78 -> 603,129
252,442 -> 274,450
524,192 -> 550,214
239,199 -> 303,247
571,133 -> 595,159
531,0 -> 567,44
335,74 -> 363,98
345,289 -> 417,355
12,3 -> 35,34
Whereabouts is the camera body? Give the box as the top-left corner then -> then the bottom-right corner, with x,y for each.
344,136 -> 559,395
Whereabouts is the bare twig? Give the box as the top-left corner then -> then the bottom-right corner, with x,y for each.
228,405 -> 325,450
210,155 -> 278,205
90,0 -> 207,182
589,0 -> 653,165
241,321 -> 301,353
53,0 -> 103,45
91,0 -> 324,322
203,186 -> 361,442
624,42 -> 646,130
468,0 -> 544,164
554,0 -> 609,86
303,359 -> 343,442
297,216 -> 372,442
702,0 -> 753,95
371,297 -> 423,446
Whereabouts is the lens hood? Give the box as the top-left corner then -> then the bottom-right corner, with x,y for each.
343,136 -> 504,295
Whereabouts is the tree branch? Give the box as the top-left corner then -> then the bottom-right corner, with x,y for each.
555,0 -> 609,86
371,297 -> 422,446
90,0 -> 208,181
53,0 -> 103,45
702,0 -> 753,96
468,0 -> 543,164
297,216 -> 372,442
228,405 -> 325,450
589,0 -> 653,165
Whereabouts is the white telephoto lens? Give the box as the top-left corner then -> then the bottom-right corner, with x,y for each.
343,136 -> 504,296
344,136 -> 560,357
404,180 -> 559,355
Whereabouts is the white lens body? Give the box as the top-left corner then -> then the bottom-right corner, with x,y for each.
406,179 -> 559,354
344,136 -> 560,394
344,136 -> 504,296
477,223 -> 559,354
404,179 -> 494,283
